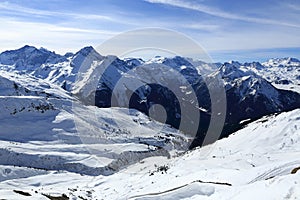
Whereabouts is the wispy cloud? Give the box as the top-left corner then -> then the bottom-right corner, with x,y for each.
145,0 -> 300,28
181,23 -> 220,31
0,17 -> 119,54
48,26 -> 118,35
286,3 -> 300,11
0,1 -> 113,21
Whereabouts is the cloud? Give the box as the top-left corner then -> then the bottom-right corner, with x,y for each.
195,29 -> 300,52
1,0 -> 299,61
144,0 -> 300,28
0,18 -> 119,54
48,26 -> 118,35
181,23 -> 220,31
0,1 -> 113,21
286,3 -> 300,11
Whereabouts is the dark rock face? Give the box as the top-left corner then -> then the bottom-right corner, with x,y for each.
128,83 -> 182,129
274,79 -> 291,85
93,56 -> 300,148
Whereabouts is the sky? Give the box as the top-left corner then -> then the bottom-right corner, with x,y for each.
0,0 -> 300,62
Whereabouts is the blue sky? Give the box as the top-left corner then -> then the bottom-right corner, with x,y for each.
0,0 -> 299,62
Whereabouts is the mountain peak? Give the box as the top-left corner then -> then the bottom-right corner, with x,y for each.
21,44 -> 36,49
2,45 -> 37,55
285,57 -> 300,63
0,45 -> 66,67
75,46 -> 97,57
70,46 -> 104,71
227,60 -> 241,65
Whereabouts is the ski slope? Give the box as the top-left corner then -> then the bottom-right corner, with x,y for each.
0,106 -> 299,199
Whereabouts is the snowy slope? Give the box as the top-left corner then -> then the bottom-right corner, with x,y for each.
0,108 -> 299,199
85,108 -> 300,199
0,67 -> 189,179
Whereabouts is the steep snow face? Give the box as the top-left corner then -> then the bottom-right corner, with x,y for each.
32,46 -> 106,91
70,46 -> 104,74
0,46 -> 107,91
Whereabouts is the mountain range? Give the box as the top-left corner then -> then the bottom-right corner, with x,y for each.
1,45 -> 299,147
0,45 -> 299,199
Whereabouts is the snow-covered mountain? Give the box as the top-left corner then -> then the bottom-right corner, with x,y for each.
0,45 -> 300,199
1,46 -> 299,94
0,46 -> 298,143
263,57 -> 300,67
1,46 -> 299,147
224,58 -> 300,93
0,45 -> 67,71
260,58 -> 300,92
215,61 -> 299,128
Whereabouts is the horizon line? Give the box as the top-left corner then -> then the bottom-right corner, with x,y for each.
1,44 -> 299,64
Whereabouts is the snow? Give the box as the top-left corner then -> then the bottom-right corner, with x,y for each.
0,46 -> 299,199
132,182 -> 215,199
0,92 -> 299,199
248,58 -> 300,93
